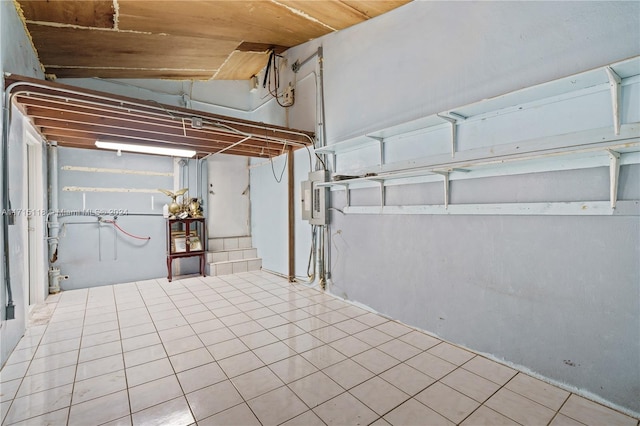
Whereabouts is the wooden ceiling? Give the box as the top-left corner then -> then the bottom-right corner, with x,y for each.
7,74 -> 315,158
16,0 -> 410,80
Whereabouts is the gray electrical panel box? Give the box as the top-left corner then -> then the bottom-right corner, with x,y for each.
301,170 -> 330,225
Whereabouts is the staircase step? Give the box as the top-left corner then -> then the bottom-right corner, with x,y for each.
207,258 -> 262,276
208,236 -> 253,252
207,248 -> 257,263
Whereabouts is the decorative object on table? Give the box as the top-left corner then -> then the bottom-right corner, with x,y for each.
187,198 -> 203,218
158,188 -> 188,218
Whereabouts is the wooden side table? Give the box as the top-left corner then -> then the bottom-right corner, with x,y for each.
166,217 -> 206,282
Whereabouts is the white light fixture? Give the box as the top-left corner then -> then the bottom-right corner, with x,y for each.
95,141 -> 196,158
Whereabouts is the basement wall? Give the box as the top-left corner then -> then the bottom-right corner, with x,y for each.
53,147 -> 174,290
250,0 -> 640,415
0,1 -> 45,366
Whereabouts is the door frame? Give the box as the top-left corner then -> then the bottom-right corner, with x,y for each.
207,155 -> 250,239
24,122 -> 46,308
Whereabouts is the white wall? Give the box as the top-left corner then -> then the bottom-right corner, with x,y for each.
250,0 -> 640,416
54,147 -> 175,289
1,1 -> 45,366
249,148 -> 314,277
319,1 -> 640,142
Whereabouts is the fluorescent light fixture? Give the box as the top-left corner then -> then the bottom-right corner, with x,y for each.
95,141 -> 196,158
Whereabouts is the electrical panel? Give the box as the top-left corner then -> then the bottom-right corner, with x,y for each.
301,170 -> 329,225
282,85 -> 295,107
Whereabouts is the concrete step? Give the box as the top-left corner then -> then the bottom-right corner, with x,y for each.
206,248 -> 257,263
208,236 -> 253,252
207,258 -> 262,276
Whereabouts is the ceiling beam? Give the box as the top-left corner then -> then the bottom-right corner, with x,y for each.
7,74 -> 315,158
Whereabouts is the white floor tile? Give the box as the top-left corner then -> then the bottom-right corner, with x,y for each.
247,386 -> 308,426
186,380 -> 243,421
76,354 -> 124,382
126,357 -> 175,388
16,365 -> 76,398
176,362 -> 227,394
131,396 -> 194,426
288,371 -> 344,408
4,383 -> 73,425
313,391 -> 378,426
2,271 -> 634,426
123,344 -> 167,368
170,347 -> 214,373
72,370 -> 127,405
129,375 -> 183,413
230,366 -> 285,400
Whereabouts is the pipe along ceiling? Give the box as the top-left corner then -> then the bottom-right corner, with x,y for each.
5,74 -> 316,159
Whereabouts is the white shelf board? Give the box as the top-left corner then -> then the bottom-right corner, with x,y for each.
342,200 -> 640,216
334,123 -> 639,179
318,56 -> 640,156
318,140 -> 640,191
366,115 -> 446,139
315,134 -> 376,155
453,56 -> 639,118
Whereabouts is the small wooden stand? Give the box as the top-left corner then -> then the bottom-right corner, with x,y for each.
166,217 -> 206,282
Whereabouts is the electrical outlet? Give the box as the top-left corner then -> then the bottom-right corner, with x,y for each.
191,117 -> 203,129
282,84 -> 294,107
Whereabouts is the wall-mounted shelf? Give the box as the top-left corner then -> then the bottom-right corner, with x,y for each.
342,201 -> 640,216
320,137 -> 640,214
317,56 -> 640,173
316,56 -> 640,216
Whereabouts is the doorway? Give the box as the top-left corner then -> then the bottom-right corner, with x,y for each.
207,154 -> 250,239
24,125 -> 46,308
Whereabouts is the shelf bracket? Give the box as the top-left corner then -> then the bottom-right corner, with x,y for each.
607,149 -> 621,209
367,178 -> 386,207
437,114 -> 458,158
605,66 -> 622,135
335,183 -> 351,208
433,171 -> 450,209
367,136 -> 385,166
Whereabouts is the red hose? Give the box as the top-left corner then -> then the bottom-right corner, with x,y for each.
103,220 -> 151,240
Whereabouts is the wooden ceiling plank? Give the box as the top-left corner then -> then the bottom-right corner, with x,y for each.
44,68 -> 217,80
8,75 -> 315,144
18,1 -> 409,80
236,42 -> 288,54
17,0 -> 115,28
277,1 -> 411,30
277,0 -> 367,29
117,0 -> 330,47
21,94 -> 312,146
214,51 -> 270,80
52,139 -> 273,158
18,97 -> 181,126
34,116 -> 251,149
40,128 -> 281,158
5,75 -> 313,153
17,95 -> 216,131
24,104 -> 296,151
34,117 -> 287,156
27,24 -> 239,70
342,1 -> 411,19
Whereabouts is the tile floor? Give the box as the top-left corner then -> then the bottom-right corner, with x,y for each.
0,271 -> 638,426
